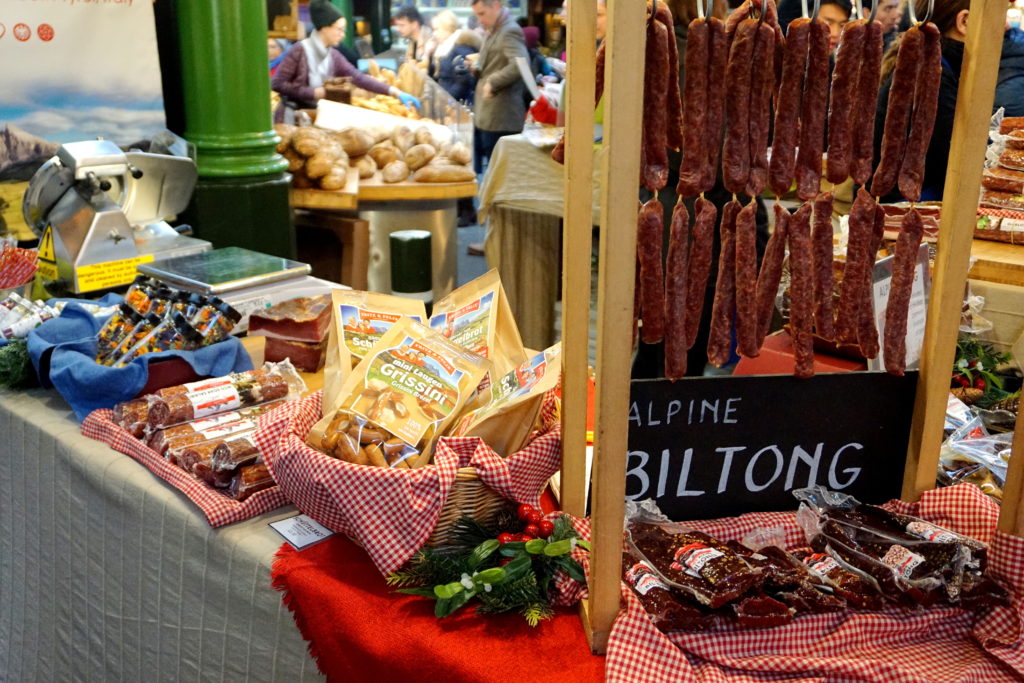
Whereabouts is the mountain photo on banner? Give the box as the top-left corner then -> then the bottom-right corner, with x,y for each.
0,1 -> 165,237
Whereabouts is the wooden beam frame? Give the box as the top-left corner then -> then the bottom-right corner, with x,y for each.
902,0 -> 1011,500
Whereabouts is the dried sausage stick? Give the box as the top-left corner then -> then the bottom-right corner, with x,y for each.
702,18 -> 729,192
773,24 -> 786,95
677,18 -> 710,198
768,18 -> 810,197
825,19 -> 867,185
788,203 -> 815,378
665,201 -> 691,380
898,22 -> 942,202
723,20 -> 758,195
811,192 -> 836,340
656,9 -> 684,152
858,201 -> 887,358
796,18 -> 831,201
594,41 -> 606,108
870,25 -> 924,197
638,198 -> 667,343
708,200 -> 741,366
642,17 -> 670,191
735,199 -> 760,357
883,209 -> 924,375
851,20 -> 884,185
746,22 -> 776,197
754,203 -> 790,348
833,188 -> 877,344
684,197 -> 717,348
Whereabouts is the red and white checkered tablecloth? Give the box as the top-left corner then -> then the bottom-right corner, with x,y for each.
255,391 -> 563,576
82,408 -> 291,527
590,483 -> 1024,682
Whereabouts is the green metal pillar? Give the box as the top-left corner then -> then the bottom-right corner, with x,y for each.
333,0 -> 356,50
176,0 -> 295,259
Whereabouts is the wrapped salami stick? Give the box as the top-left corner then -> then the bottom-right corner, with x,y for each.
229,463 -> 275,501
147,361 -> 305,429
113,398 -> 150,438
147,400 -> 285,455
211,435 -> 261,472
161,420 -> 256,464
176,440 -> 220,476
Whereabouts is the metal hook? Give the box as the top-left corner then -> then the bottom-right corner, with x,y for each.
851,0 -> 863,20
756,0 -> 767,25
867,0 -> 879,22
698,0 -> 714,22
907,0 -> 934,25
800,0 -> 822,21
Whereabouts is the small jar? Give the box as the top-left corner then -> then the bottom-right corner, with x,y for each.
192,298 -> 242,345
146,286 -> 176,319
124,275 -> 158,315
95,304 -> 145,361
112,312 -> 204,367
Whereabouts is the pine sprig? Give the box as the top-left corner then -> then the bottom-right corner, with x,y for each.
520,601 -> 555,627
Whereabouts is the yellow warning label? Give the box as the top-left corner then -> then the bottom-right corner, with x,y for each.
75,255 -> 154,292
37,226 -> 58,280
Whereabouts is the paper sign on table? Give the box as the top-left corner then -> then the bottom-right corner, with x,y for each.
270,514 -> 335,550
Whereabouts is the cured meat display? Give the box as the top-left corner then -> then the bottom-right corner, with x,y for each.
625,487 -> 1008,634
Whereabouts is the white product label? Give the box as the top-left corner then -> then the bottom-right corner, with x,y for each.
197,421 -> 253,441
906,521 -> 959,544
671,543 -> 724,578
187,385 -> 242,419
881,545 -> 925,579
625,561 -> 669,596
803,553 -> 840,577
269,514 -> 335,550
188,411 -> 244,432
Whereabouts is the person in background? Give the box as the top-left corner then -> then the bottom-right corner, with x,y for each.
522,26 -> 555,83
331,17 -> 363,65
272,0 -> 420,122
873,0 -> 1024,201
818,0 -> 853,53
468,0 -> 530,174
268,38 -> 289,77
429,10 -> 482,104
865,0 -> 905,50
394,5 -> 434,67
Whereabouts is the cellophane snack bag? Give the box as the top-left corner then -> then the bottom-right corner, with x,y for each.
428,269 -> 527,401
310,317 -> 489,468
322,290 -> 428,418
447,343 -> 561,457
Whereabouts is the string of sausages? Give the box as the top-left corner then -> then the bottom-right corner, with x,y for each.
556,0 -> 940,380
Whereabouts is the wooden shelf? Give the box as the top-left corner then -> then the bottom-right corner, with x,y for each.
356,171 -> 477,202
289,170 -> 360,210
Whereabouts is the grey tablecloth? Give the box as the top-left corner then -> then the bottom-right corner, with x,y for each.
0,388 -> 322,682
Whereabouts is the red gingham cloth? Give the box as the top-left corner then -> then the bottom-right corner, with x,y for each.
255,390 -> 563,575
978,206 -> 1024,220
593,483 -> 1024,682
82,408 -> 290,527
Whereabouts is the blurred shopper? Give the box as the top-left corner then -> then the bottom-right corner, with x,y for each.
430,10 -> 482,104
273,0 -> 420,122
394,6 -> 434,67
268,38 -> 289,77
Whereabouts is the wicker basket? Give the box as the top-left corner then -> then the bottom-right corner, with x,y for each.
426,467 -> 509,547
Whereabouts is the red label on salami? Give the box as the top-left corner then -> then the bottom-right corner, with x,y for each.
671,542 -> 725,577
625,561 -> 669,596
803,553 -> 840,576
905,521 -> 958,543
187,385 -> 242,419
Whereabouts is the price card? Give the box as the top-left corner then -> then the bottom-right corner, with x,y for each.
270,514 -> 335,550
868,243 -> 931,373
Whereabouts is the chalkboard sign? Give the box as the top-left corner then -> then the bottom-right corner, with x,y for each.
625,371 -> 918,521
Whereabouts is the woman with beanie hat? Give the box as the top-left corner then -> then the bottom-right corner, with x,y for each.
272,0 -> 421,122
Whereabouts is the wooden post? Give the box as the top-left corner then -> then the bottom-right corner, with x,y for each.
584,0 -> 647,655
998,406 -> 1024,535
559,0 -> 597,520
901,0 -> 1009,501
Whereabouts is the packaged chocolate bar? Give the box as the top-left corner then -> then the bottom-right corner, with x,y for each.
310,317 -> 489,468
146,361 -> 306,429
323,290 -> 428,418
446,344 -> 561,457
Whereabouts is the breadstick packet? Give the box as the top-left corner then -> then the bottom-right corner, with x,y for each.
322,290 -> 427,418
310,317 -> 489,468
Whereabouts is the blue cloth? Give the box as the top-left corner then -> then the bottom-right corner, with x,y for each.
28,299 -> 252,421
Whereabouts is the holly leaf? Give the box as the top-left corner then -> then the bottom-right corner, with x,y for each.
501,556 -> 533,583
473,567 -> 505,585
543,539 -> 574,556
395,586 -> 438,597
524,539 -> 548,554
434,581 -> 465,599
467,539 -> 500,570
554,556 -> 587,583
575,539 -> 591,551
436,587 -> 474,618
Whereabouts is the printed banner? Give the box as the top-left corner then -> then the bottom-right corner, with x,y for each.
0,0 -> 165,238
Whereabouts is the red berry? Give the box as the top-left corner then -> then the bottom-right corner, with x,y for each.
499,558 -> 513,567
958,377 -> 970,387
523,510 -> 543,525
974,378 -> 986,389
515,533 -> 532,542
523,524 -> 540,538
497,533 -> 515,545
537,520 -> 555,538
517,504 -> 537,521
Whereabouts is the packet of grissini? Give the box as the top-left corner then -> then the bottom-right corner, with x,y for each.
309,317 -> 489,468
428,269 -> 526,401
322,290 -> 428,418
447,343 -> 561,457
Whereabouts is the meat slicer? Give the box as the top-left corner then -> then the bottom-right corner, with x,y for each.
22,138 -> 211,295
